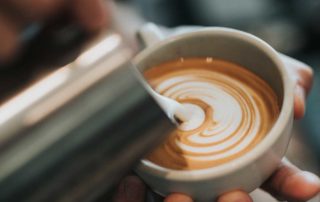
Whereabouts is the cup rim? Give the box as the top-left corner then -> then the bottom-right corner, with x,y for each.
134,27 -> 294,181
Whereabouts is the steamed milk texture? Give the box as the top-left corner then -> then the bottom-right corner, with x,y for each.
144,58 -> 279,170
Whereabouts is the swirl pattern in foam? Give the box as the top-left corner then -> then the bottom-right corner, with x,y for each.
144,58 -> 279,170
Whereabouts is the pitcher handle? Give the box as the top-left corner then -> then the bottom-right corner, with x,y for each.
137,23 -> 166,48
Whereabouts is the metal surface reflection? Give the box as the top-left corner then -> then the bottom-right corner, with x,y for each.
0,30 -> 174,202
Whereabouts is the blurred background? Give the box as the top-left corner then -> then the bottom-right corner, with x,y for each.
115,0 -> 320,201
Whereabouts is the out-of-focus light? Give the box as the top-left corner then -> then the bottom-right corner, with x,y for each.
76,34 -> 121,67
0,67 -> 71,127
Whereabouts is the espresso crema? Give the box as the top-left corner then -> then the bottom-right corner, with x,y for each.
144,58 -> 279,170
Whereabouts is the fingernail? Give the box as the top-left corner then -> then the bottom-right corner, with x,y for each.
164,193 -> 193,202
218,191 -> 252,202
123,176 -> 146,200
303,171 -> 320,185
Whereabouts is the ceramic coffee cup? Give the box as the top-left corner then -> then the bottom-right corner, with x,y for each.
133,24 -> 294,201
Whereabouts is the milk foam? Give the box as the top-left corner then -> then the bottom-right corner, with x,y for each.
144,58 -> 279,170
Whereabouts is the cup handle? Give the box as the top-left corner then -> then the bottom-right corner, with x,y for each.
137,23 -> 166,48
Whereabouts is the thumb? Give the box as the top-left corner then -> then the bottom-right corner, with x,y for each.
113,175 -> 146,202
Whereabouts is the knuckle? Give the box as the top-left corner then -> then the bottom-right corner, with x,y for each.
0,15 -> 18,61
12,0 -> 64,19
30,0 -> 60,16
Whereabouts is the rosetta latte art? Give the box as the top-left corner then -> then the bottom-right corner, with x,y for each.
144,58 -> 279,170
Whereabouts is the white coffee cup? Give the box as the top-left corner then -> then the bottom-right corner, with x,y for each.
134,24 -> 294,201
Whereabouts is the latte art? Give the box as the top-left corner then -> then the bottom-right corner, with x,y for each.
145,58 -> 279,170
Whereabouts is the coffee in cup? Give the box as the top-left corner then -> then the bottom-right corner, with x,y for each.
144,57 -> 279,170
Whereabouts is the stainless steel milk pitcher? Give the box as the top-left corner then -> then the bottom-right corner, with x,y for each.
0,17 -> 174,202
